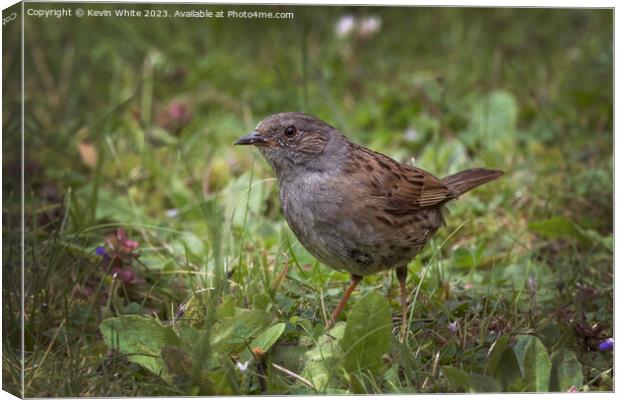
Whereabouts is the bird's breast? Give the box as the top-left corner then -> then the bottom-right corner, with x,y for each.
278,172 -> 357,267
278,172 -> 388,275
277,169 -> 445,276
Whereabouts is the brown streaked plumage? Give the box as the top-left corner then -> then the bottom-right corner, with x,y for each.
235,112 -> 503,340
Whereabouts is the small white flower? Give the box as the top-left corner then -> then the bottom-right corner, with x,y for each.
448,320 -> 459,334
527,275 -> 537,293
165,208 -> 179,218
404,127 -> 419,142
358,16 -> 381,37
236,360 -> 250,372
336,15 -> 356,37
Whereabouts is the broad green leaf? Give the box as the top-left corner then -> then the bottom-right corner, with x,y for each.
442,366 -> 470,391
469,372 -> 502,392
488,343 -> 520,390
211,308 -> 272,353
250,323 -> 286,354
512,335 -> 552,392
462,91 -> 518,160
252,292 -> 272,311
340,291 -> 392,374
474,91 -> 518,133
176,323 -> 201,354
528,216 -> 590,244
487,336 -> 510,375
238,322 -> 287,364
180,232 -> 206,256
100,315 -> 180,379
549,349 -> 584,391
301,322 -> 346,392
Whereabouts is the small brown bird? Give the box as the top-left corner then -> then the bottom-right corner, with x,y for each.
235,112 -> 502,338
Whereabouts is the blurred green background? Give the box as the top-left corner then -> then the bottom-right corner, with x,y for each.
2,4 -> 613,396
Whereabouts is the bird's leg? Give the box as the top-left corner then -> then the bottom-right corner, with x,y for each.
327,274 -> 362,330
396,266 -> 408,343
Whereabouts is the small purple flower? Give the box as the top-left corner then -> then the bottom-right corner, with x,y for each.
175,303 -> 187,319
599,338 -> 614,351
448,320 -> 459,334
95,246 -> 107,256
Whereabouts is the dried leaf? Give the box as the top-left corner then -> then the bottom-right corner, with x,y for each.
77,140 -> 97,168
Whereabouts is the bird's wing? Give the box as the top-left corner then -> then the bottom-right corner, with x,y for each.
348,147 -> 456,215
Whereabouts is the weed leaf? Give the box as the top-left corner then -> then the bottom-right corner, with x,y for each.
442,366 -> 470,391
340,292 -> 392,374
211,308 -> 272,353
100,315 -> 180,379
487,336 -> 521,390
512,335 -> 551,391
463,90 -> 518,156
301,322 -> 346,392
549,349 -> 584,391
469,372 -> 502,392
251,322 -> 286,354
528,216 -> 590,244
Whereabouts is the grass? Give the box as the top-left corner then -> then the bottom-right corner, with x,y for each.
2,4 -> 613,396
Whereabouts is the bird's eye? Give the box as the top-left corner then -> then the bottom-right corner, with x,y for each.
284,125 -> 297,138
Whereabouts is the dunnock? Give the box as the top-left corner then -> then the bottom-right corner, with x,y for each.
235,112 -> 502,338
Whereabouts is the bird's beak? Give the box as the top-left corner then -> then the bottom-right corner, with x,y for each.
234,131 -> 268,146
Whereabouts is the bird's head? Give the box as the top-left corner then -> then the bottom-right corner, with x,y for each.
235,112 -> 340,175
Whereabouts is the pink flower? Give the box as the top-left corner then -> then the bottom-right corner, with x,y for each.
168,102 -> 187,120
98,228 -> 143,285
358,16 -> 381,38
107,228 -> 140,255
155,100 -> 192,132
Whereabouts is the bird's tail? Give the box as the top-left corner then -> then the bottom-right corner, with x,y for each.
442,168 -> 503,196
